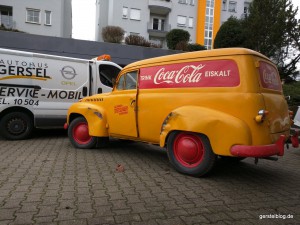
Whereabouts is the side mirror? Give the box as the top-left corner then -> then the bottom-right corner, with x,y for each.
82,87 -> 88,97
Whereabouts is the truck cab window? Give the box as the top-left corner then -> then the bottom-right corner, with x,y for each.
99,64 -> 121,88
125,71 -> 137,89
116,71 -> 138,90
117,74 -> 125,90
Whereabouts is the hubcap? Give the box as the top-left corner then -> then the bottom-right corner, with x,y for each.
7,118 -> 26,135
173,133 -> 204,168
72,122 -> 92,144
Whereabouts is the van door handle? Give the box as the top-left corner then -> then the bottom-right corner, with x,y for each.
130,99 -> 136,107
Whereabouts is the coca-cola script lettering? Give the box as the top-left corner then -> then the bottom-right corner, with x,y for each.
259,61 -> 281,91
154,65 -> 204,85
139,60 -> 240,89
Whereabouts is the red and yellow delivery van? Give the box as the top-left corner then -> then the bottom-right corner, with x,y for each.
64,48 -> 297,177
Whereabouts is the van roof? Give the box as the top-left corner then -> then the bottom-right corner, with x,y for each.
124,48 -> 270,70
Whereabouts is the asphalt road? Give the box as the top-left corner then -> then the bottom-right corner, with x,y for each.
0,129 -> 299,225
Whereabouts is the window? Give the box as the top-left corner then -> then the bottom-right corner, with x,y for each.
116,71 -> 138,90
99,65 -> 121,88
228,1 -> 237,12
178,0 -> 188,4
122,7 -> 128,18
177,15 -> 186,27
244,2 -> 250,15
188,17 -> 193,28
45,11 -> 51,25
204,0 -> 214,49
222,0 -> 227,10
26,8 -> 40,24
152,18 -> 165,31
130,8 -> 141,20
130,32 -> 139,36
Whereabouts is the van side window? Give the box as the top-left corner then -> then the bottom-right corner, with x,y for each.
117,74 -> 125,90
116,71 -> 138,90
99,64 -> 121,88
125,71 -> 137,90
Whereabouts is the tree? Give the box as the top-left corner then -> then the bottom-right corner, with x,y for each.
213,0 -> 300,80
166,29 -> 190,50
213,17 -> 246,49
102,26 -> 125,43
243,0 -> 300,79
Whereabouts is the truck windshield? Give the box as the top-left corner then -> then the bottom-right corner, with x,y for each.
99,64 -> 121,88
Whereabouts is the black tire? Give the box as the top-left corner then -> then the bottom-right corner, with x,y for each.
219,156 -> 246,163
0,112 -> 33,140
167,131 -> 216,177
68,117 -> 98,149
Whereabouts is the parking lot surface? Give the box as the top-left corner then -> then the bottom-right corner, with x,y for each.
0,130 -> 299,225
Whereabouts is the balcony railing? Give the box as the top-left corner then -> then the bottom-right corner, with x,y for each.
147,22 -> 171,38
148,0 -> 172,15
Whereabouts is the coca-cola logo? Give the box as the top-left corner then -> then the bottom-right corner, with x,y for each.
259,61 -> 281,91
139,60 -> 240,89
153,64 -> 205,85
262,69 -> 279,86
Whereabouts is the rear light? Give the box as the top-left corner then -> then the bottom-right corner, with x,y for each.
289,110 -> 294,119
255,110 -> 269,123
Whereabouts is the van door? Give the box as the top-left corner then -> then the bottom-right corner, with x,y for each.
258,60 -> 290,134
106,71 -> 138,137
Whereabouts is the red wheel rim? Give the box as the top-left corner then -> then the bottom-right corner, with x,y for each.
72,122 -> 92,145
173,133 -> 204,168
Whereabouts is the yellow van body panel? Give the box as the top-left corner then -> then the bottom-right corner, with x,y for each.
66,48 -> 291,157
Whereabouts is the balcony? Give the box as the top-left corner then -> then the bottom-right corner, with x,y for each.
0,5 -> 13,29
148,0 -> 172,15
147,22 -> 171,38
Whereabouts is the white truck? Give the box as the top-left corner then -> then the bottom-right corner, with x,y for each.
0,48 -> 122,140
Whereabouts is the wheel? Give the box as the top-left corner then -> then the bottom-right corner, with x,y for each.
0,112 -> 33,140
68,117 -> 97,149
167,131 -> 216,177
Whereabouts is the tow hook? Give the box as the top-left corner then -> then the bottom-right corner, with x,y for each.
254,156 -> 278,165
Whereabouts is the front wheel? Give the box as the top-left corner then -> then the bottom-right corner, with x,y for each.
68,117 -> 97,149
0,112 -> 33,140
167,131 -> 216,177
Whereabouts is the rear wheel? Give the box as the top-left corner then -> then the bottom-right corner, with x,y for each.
68,117 -> 97,149
0,112 -> 33,140
167,131 -> 216,177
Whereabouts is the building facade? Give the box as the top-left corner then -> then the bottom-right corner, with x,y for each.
95,0 -> 198,48
0,0 -> 72,38
197,0 -> 252,49
95,0 -> 252,49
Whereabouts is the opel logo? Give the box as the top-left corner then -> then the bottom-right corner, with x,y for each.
61,66 -> 77,80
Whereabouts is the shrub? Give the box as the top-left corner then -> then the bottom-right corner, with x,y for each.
0,24 -> 22,32
187,43 -> 206,51
125,34 -> 151,47
102,26 -> 125,43
175,41 -> 189,51
166,29 -> 190,50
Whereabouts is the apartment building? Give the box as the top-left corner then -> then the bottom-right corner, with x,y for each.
197,0 -> 252,49
95,0 -> 252,49
95,0 -> 198,48
0,0 -> 72,38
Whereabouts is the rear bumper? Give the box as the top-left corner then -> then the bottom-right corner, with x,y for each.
230,135 -> 286,157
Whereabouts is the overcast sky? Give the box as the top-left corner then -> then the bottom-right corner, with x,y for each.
72,0 -> 300,41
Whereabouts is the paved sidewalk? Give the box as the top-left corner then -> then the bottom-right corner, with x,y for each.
0,130 -> 299,225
